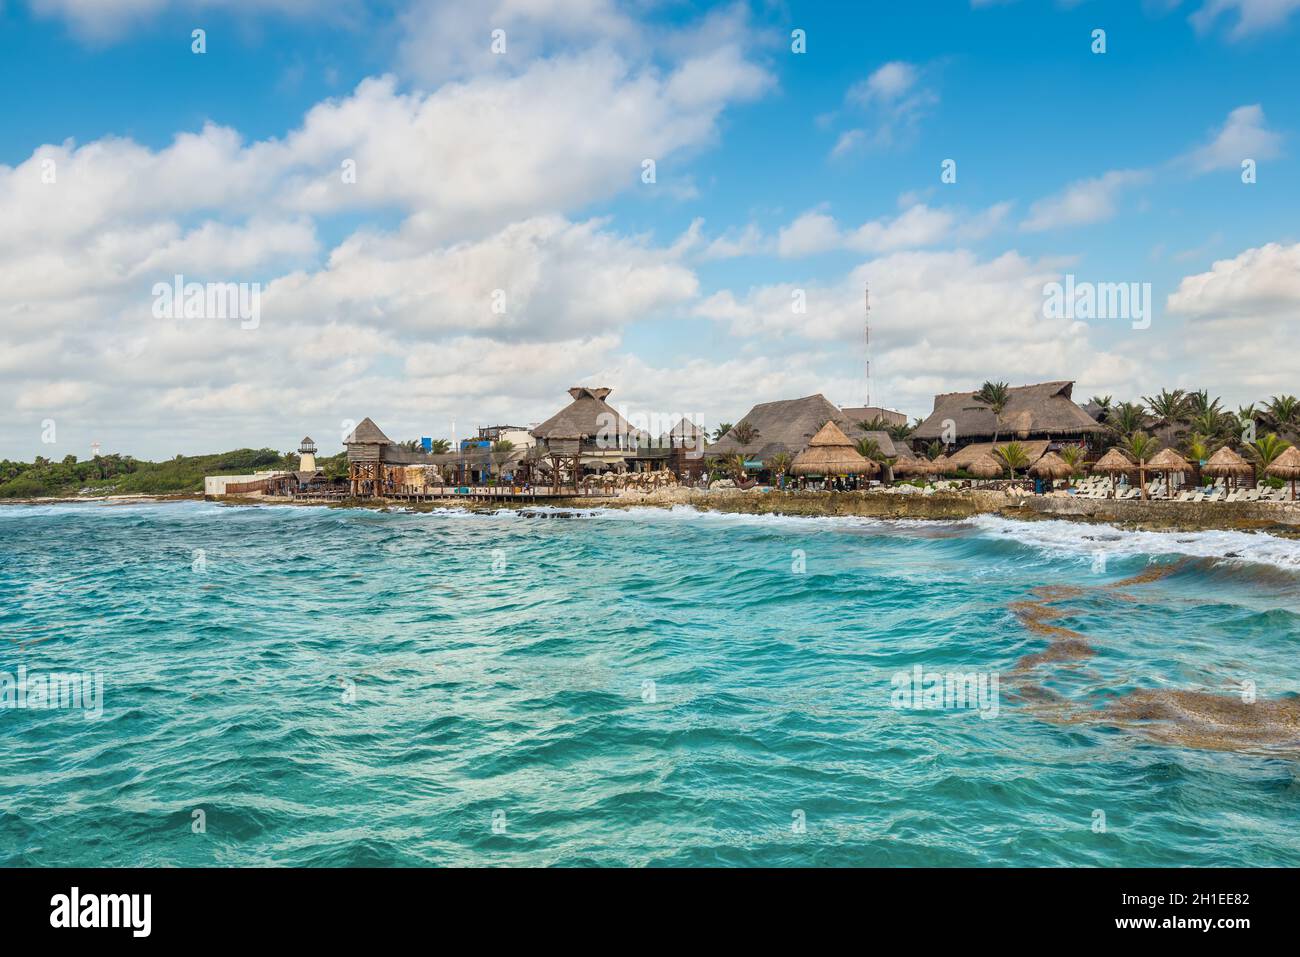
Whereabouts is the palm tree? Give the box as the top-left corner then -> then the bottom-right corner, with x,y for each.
994,442 -> 1030,479
855,415 -> 893,433
1236,404 -> 1259,439
1247,432 -> 1292,472
1111,401 -> 1147,436
1121,431 -> 1160,500
721,452 -> 747,480
1188,408 -> 1228,441
925,441 -> 943,461
1142,388 -> 1188,427
1186,390 -> 1223,418
732,422 -> 761,446
428,438 -> 451,455
1267,395 -> 1300,434
854,437 -> 882,462
887,419 -> 918,442
1185,432 -> 1212,465
966,381 -> 1011,443
1088,395 -> 1113,420
712,423 -> 734,442
1057,444 -> 1085,477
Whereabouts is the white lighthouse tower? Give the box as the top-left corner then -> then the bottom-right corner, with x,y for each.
298,436 -> 317,473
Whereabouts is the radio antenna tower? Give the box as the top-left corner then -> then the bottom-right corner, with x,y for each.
864,282 -> 873,408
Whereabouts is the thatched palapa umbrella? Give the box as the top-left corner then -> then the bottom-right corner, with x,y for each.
890,455 -> 930,478
928,454 -> 954,477
1146,447 -> 1193,499
1029,451 -> 1072,488
1266,445 -> 1300,500
965,452 -> 1004,480
1202,446 -> 1254,490
1091,447 -> 1135,499
791,421 -> 879,478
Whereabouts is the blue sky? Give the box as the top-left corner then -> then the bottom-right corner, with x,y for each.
2,0 -> 1298,459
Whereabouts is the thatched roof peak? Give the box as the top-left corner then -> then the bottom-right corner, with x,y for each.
806,420 -> 853,448
1029,451 -> 1072,479
344,417 -> 393,446
1092,447 -> 1136,472
1266,445 -> 1300,477
1204,446 -> 1253,476
532,386 -> 644,442
1147,448 -> 1193,472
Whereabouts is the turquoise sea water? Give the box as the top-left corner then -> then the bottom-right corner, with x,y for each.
1,500 -> 1299,867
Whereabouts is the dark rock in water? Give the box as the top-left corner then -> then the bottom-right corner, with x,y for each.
1223,551 -> 1241,558
518,510 -> 594,519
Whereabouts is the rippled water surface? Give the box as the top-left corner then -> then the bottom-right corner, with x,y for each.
2,501 -> 1299,866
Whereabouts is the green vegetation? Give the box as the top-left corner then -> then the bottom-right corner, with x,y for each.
0,448 -> 348,499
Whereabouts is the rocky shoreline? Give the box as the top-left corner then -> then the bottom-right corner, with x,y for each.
6,488 -> 1299,537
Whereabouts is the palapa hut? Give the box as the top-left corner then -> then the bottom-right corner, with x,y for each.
709,394 -> 897,469
1146,448 -> 1193,499
1266,446 -> 1300,500
1091,447 -> 1135,498
1203,446 -> 1254,490
790,421 -> 878,479
965,452 -> 1005,479
946,439 -> 1050,472
530,387 -> 653,490
890,455 -> 931,478
928,454 -> 955,477
910,381 -> 1104,453
1029,451 -> 1072,487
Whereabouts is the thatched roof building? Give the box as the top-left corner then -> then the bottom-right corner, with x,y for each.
344,417 -> 394,453
709,394 -> 843,462
790,421 -> 878,476
709,393 -> 897,464
531,387 -> 646,449
911,381 -> 1103,444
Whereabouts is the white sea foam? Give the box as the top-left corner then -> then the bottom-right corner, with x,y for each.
968,514 -> 1300,572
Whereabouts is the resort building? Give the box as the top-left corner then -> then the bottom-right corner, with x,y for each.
528,386 -> 671,488
708,394 -> 899,467
908,381 -> 1105,463
475,425 -> 536,449
840,405 -> 909,428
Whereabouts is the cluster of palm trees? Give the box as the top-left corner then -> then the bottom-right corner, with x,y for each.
1085,389 -> 1298,496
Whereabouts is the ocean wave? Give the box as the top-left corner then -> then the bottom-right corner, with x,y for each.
968,514 -> 1300,573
